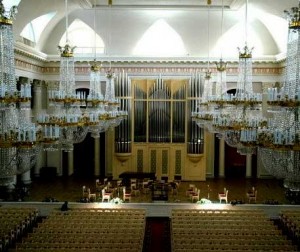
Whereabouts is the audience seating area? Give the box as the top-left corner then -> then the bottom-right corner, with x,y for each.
280,210 -> 300,248
15,208 -> 146,252
171,209 -> 298,252
0,208 -> 38,252
2,206 -> 300,252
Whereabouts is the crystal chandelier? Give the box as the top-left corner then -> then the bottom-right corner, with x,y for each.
0,1 -> 41,186
99,0 -> 127,130
211,0 -> 263,151
104,69 -> 127,128
210,0 -> 228,106
38,0 -> 89,152
192,0 -> 214,130
257,1 -> 300,190
86,1 -> 108,139
87,60 -> 110,138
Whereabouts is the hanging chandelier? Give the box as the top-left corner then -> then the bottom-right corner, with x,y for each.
192,0 -> 214,130
0,1 -> 41,186
257,1 -> 300,190
86,1 -> 109,138
210,0 -> 264,154
38,0 -> 89,152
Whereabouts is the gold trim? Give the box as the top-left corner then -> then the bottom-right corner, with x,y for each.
239,52 -> 252,59
187,153 -> 203,163
115,152 -> 132,163
289,21 -> 300,29
0,18 -> 13,25
61,52 -> 74,57
267,100 -> 300,107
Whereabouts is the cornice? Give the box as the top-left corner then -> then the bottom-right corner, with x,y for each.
14,39 -> 287,66
14,42 -> 285,77
15,41 -> 48,63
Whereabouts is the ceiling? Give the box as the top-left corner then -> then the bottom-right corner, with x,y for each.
12,0 -> 299,62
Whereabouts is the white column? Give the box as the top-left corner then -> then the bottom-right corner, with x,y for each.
219,137 -> 225,177
68,151 -> 74,176
19,77 -> 33,185
33,80 -> 45,177
33,80 -> 43,116
205,131 -> 215,178
94,137 -> 100,176
246,154 -> 252,178
105,129 -> 114,177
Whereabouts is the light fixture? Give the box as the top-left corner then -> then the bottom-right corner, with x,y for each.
257,1 -> 300,191
0,0 -> 41,186
210,0 -> 264,152
192,0 -> 214,130
101,0 -> 127,129
38,0 -> 90,152
86,0 -> 109,138
213,0 -> 228,105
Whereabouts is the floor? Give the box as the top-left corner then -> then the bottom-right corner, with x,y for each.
17,176 -> 291,205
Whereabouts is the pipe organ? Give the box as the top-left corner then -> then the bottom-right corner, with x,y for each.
113,72 -> 207,181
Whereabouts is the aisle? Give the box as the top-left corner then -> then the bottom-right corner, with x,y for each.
143,217 -> 171,252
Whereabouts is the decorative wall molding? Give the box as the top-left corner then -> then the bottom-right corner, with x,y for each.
14,49 -> 285,78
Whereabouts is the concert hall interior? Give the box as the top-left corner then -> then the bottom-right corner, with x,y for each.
1,0 -> 300,251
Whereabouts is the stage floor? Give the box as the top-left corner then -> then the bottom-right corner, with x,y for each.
16,176 -> 291,205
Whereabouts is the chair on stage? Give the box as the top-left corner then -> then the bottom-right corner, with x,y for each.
131,183 -> 140,196
142,181 -> 150,194
95,179 -> 103,192
191,189 -> 200,202
218,187 -> 229,203
186,184 -> 196,197
104,178 -> 108,185
247,187 -> 257,203
170,181 -> 178,195
117,180 -> 122,187
82,186 -> 96,202
123,187 -> 131,202
102,187 -> 111,202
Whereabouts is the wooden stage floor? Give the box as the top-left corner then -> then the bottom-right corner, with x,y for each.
19,176 -> 291,205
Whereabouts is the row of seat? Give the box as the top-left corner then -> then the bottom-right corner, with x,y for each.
17,208 -> 145,252
173,244 -> 296,251
16,249 -> 134,252
38,223 -> 144,230
172,209 -> 265,216
173,238 -> 292,245
29,230 -> 143,238
0,208 -> 38,252
171,209 -> 296,252
173,219 -> 271,224
18,242 -> 141,250
172,229 -> 282,235
34,227 -> 142,234
22,237 -> 142,244
39,218 -> 144,224
49,208 -> 146,218
280,210 -> 300,247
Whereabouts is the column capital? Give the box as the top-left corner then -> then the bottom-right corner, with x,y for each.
18,76 -> 29,85
32,79 -> 43,88
45,81 -> 59,90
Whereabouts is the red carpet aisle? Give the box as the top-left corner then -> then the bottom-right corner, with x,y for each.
143,217 -> 171,252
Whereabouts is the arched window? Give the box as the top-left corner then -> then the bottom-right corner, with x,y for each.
133,19 -> 186,56
59,19 -> 105,55
20,12 -> 56,43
